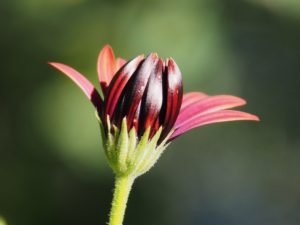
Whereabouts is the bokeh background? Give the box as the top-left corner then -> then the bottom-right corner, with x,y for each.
1,0 -> 300,224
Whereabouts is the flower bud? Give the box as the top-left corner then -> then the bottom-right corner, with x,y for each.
100,53 -> 183,176
104,54 -> 183,141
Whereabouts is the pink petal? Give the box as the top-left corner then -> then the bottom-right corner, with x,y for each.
97,45 -> 116,93
48,62 -> 103,110
181,92 -> 208,111
114,57 -> 126,73
170,110 -> 259,141
176,95 -> 246,126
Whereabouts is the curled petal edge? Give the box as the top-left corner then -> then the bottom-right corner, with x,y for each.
176,95 -> 247,125
170,110 -> 259,141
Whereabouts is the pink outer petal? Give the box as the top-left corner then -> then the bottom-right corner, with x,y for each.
114,58 -> 127,73
176,95 -> 246,125
170,110 -> 259,141
48,62 -> 103,111
181,92 -> 208,111
97,45 -> 115,93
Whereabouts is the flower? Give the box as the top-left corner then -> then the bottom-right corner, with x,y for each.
49,45 -> 259,176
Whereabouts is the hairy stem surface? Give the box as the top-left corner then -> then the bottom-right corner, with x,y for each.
108,175 -> 135,225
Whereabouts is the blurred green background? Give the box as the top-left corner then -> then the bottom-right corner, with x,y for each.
1,0 -> 300,224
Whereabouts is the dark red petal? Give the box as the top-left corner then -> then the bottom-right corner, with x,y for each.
105,55 -> 144,117
48,62 -> 103,113
131,101 -> 141,132
150,118 -> 160,138
97,45 -> 116,94
170,110 -> 259,141
121,53 -> 159,129
159,58 -> 183,141
175,95 -> 246,126
138,59 -> 163,136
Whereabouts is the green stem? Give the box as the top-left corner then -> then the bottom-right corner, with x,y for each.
108,175 -> 135,225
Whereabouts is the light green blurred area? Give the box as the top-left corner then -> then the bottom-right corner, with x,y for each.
1,0 -> 300,225
0,217 -> 7,225
32,80 -> 106,173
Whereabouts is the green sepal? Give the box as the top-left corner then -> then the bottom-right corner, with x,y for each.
115,118 -> 129,173
132,127 -> 162,175
136,129 -> 172,175
126,127 -> 151,172
99,117 -> 172,177
99,116 -> 118,172
126,128 -> 137,165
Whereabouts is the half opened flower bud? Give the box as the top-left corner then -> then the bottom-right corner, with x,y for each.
49,45 -> 259,177
105,53 -> 182,140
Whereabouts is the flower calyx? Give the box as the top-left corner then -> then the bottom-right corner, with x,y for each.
99,117 -> 170,177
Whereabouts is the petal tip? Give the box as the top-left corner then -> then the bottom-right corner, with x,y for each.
148,53 -> 159,60
102,44 -> 113,51
48,61 -> 60,68
250,114 -> 260,121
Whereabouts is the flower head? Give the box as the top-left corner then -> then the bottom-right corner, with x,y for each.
49,45 -> 259,177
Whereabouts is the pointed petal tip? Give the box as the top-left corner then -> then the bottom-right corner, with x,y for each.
167,57 -> 179,72
147,52 -> 159,60
138,54 -> 145,61
167,57 -> 182,78
48,61 -> 62,68
102,44 -> 113,51
217,95 -> 247,106
133,54 -> 145,62
157,58 -> 164,68
98,44 -> 115,60
97,44 -> 116,93
165,57 -> 175,63
232,111 -> 259,121
249,114 -> 260,121
48,62 -> 72,72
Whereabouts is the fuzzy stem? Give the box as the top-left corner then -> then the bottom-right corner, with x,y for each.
108,175 -> 135,225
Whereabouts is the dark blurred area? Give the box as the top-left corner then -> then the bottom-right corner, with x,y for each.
1,0 -> 300,224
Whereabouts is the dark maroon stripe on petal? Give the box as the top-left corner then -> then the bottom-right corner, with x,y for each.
109,92 -> 126,128
105,55 -> 144,118
159,58 -> 183,141
150,118 -> 160,138
132,101 -> 141,132
170,110 -> 259,141
121,53 -> 159,129
138,59 -> 163,137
